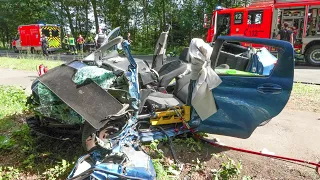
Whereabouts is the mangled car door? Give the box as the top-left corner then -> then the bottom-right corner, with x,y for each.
197,36 -> 294,138
106,27 -> 120,45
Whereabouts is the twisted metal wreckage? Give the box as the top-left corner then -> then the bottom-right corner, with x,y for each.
26,27 -> 319,179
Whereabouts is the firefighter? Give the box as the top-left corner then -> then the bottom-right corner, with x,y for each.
95,29 -> 107,49
63,34 -> 70,53
68,35 -> 77,55
77,34 -> 85,53
41,34 -> 49,56
127,32 -> 132,43
277,22 -> 294,45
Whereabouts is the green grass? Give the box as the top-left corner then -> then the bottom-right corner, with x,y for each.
288,83 -> 320,113
0,86 -> 28,119
292,83 -> 320,95
0,85 -> 83,179
0,57 -> 63,71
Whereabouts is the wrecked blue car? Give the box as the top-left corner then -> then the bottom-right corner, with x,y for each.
26,27 -> 294,179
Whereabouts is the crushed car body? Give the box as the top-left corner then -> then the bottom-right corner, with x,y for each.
26,27 -> 295,179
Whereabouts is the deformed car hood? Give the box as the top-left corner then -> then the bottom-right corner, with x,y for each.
37,63 -> 123,130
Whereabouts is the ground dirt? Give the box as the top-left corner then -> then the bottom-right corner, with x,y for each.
145,136 -> 320,180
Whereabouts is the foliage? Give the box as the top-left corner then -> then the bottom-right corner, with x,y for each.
0,85 -> 82,179
42,159 -> 71,180
149,140 -> 180,180
0,166 -> 21,180
212,154 -> 243,180
0,0 -> 250,53
0,86 -> 28,119
191,158 -> 206,172
0,135 -> 16,150
149,140 -> 165,159
0,57 -> 63,71
174,137 -> 203,152
152,159 -> 170,180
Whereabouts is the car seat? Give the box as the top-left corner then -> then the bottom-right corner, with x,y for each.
157,60 -> 188,89
144,73 -> 191,110
143,43 -> 221,111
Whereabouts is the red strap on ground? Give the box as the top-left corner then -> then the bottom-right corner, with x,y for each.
198,136 -> 320,168
180,114 -> 320,174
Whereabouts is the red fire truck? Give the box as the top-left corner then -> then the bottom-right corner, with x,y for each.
204,0 -> 320,66
12,24 -> 61,53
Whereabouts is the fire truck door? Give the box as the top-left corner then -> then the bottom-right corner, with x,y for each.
216,13 -> 231,36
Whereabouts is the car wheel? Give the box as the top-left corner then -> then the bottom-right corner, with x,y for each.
13,46 -> 19,53
81,121 -> 96,151
305,45 -> 320,66
81,118 -> 127,151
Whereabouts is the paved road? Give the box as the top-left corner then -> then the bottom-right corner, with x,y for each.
294,66 -> 320,85
0,68 -> 37,94
1,50 -> 320,84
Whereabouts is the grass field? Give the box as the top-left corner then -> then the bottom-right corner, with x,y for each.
0,57 -> 63,71
287,83 -> 320,113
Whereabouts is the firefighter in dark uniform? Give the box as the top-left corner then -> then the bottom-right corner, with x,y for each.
95,29 -> 107,49
41,34 -> 49,56
63,34 -> 70,53
277,22 -> 294,45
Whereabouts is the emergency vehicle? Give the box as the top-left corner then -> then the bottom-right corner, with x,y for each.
204,0 -> 320,66
12,24 -> 61,53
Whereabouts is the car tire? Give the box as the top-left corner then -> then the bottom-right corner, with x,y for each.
13,46 -> 19,53
305,45 -> 320,66
81,121 -> 96,151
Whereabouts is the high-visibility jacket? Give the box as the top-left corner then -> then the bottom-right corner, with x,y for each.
68,37 -> 75,46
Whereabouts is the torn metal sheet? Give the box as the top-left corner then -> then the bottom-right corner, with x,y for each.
38,64 -> 123,130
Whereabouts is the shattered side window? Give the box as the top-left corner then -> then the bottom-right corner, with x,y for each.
215,42 -> 281,77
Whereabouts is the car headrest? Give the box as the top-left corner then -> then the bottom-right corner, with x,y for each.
179,47 -> 190,63
210,39 -> 225,69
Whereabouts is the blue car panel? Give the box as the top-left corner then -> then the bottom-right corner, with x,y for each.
197,36 -> 294,138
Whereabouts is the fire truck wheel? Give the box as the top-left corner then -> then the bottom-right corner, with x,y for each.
305,45 -> 320,66
13,46 -> 18,53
